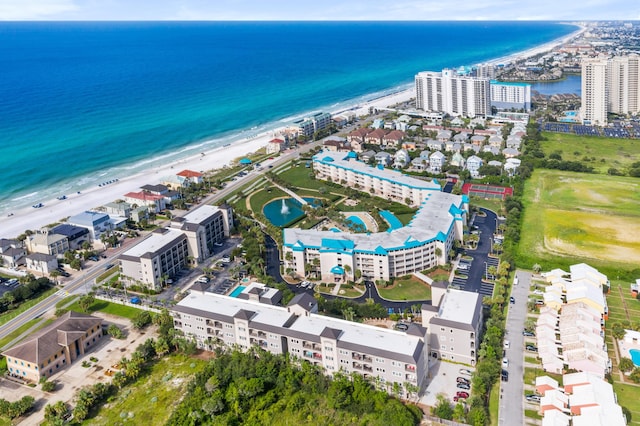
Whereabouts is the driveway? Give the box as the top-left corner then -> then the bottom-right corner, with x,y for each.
419,360 -> 474,407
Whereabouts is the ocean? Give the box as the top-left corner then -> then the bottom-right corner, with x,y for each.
0,21 -> 576,213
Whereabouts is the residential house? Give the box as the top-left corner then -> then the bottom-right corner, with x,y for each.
332,116 -> 348,128
401,140 -> 417,150
466,155 -> 484,178
67,211 -> 113,241
2,311 -> 103,382
488,135 -> 503,147
470,135 -> 486,146
429,151 -> 446,172
436,130 -> 452,142
502,147 -> 520,158
374,151 -> 392,167
26,233 -> 69,257
0,239 -> 26,268
322,138 -> 351,152
504,158 -> 521,176
450,152 -> 466,168
266,138 -> 286,155
140,183 -> 181,207
450,117 -> 465,127
487,160 -> 503,168
452,132 -> 469,143
482,145 -> 501,155
393,149 -> 410,169
419,150 -> 431,161
383,130 -> 406,148
365,128 -> 387,146
49,224 -> 90,250
410,157 -> 427,171
25,253 -> 58,275
444,141 -> 462,153
426,139 -> 443,151
176,169 -> 204,186
359,150 -> 377,163
124,191 -> 166,213
347,128 -> 371,145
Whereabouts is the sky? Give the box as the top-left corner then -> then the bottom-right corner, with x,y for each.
0,0 -> 638,21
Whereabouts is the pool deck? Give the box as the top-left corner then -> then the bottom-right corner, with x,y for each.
343,211 -> 378,232
619,338 -> 640,366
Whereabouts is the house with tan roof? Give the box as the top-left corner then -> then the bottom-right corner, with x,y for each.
347,127 -> 371,144
2,311 -> 103,382
364,128 -> 387,145
383,130 -> 406,147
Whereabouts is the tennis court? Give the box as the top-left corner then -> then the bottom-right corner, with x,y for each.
462,183 -> 513,200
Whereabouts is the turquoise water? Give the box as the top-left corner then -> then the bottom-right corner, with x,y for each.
531,74 -> 581,95
631,349 -> 640,367
229,286 -> 246,298
346,215 -> 367,231
263,197 -> 318,227
380,210 -> 404,230
0,22 -> 577,213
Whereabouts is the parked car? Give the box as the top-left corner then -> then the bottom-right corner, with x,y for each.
130,297 -> 141,304
502,357 -> 509,369
526,345 -> 538,352
501,369 -> 509,382
503,340 -> 510,349
455,391 -> 469,399
525,394 -> 541,402
509,296 -> 515,304
456,383 -> 470,390
456,377 -> 470,385
395,323 -> 409,331
523,330 -> 535,337
459,369 -> 473,376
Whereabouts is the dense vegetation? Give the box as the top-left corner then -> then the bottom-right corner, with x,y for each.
0,275 -> 53,314
167,347 -> 423,425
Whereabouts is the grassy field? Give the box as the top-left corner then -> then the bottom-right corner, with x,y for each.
247,186 -> 288,213
65,300 -> 146,320
86,354 -> 207,426
541,132 -> 640,174
489,381 -> 499,426
518,169 -> 640,271
377,276 -> 431,301
278,163 -> 328,191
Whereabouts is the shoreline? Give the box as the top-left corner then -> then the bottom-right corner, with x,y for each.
0,25 -> 582,240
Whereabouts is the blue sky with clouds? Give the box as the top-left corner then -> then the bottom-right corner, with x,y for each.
0,0 -> 637,21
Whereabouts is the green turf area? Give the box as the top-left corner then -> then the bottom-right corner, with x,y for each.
86,354 -> 206,426
468,197 -> 505,216
613,382 -> 640,425
524,409 -> 542,420
0,318 -> 52,349
518,169 -> 640,271
66,300 -> 146,320
277,163 -> 329,191
541,132 -> 640,174
377,276 -> 431,301
336,284 -> 365,298
489,381 -> 500,426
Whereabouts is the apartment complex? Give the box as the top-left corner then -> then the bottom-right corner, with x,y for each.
289,112 -> 332,138
169,204 -> 233,263
119,204 -> 233,290
489,80 -> 532,111
2,311 -> 103,382
283,152 -> 468,282
415,69 -> 491,118
172,290 -> 429,392
422,284 -> 483,365
581,54 -> 640,125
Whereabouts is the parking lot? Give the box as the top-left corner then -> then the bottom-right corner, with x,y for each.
452,258 -> 494,298
420,360 -> 475,407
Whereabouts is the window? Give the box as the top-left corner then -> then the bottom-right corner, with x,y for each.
375,357 -> 384,363
441,345 -> 446,350
440,327 -> 445,332
392,371 -> 402,377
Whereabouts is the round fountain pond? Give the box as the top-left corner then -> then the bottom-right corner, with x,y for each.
263,197 -> 320,227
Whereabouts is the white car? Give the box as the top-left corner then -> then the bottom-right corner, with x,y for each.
503,340 -> 510,349
533,290 -> 544,295
459,369 -> 473,376
502,357 -> 509,369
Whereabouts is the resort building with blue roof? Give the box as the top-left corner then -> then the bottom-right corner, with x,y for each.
283,151 -> 468,282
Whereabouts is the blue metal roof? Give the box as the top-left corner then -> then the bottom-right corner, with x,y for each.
321,238 -> 355,250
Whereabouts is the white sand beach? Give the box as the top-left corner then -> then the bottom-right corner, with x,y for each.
0,89 -> 415,240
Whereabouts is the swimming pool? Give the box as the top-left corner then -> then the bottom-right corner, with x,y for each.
630,349 -> 640,367
346,215 -> 367,231
229,286 -> 245,298
380,210 -> 403,230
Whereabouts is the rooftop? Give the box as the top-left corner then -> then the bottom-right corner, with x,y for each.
121,228 -> 185,258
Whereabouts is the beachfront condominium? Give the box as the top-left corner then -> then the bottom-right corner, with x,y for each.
289,112 -> 332,139
581,54 -> 640,125
172,290 -> 429,394
415,69 -> 491,118
490,80 -> 532,112
119,204 -> 233,290
282,151 -> 468,282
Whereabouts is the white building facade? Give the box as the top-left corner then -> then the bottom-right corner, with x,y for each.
415,69 -> 491,118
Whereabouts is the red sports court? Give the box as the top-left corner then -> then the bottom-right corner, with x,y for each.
461,183 -> 513,200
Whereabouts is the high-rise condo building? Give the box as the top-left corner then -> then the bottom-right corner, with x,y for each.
415,69 -> 491,118
581,59 -> 608,125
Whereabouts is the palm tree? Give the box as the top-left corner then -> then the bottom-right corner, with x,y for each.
49,270 -> 61,285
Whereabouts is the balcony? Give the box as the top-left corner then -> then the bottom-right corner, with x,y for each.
405,374 -> 416,382
303,342 -> 321,351
352,353 -> 362,360
303,351 -> 313,359
363,355 -> 372,363
352,362 -> 363,370
363,365 -> 373,373
405,364 -> 416,372
214,321 -> 223,329
174,321 -> 183,328
313,353 -> 322,360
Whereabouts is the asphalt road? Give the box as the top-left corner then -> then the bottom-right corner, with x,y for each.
460,208 -> 499,295
499,270 -> 532,426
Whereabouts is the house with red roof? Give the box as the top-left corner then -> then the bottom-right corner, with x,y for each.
176,169 -> 204,186
267,138 -> 286,155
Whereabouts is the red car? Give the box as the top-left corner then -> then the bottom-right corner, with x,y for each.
456,391 -> 469,399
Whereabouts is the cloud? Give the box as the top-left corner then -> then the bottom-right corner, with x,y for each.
0,0 -> 78,20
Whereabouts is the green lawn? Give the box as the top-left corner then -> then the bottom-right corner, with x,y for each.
65,300 -> 146,320
518,169 -> 640,272
489,381 -> 500,426
613,382 -> 640,425
0,318 -> 52,349
337,284 -> 365,298
277,164 -> 329,191
247,187 -> 288,214
468,198 -> 505,216
541,132 -> 640,174
377,276 -> 431,301
86,354 -> 207,426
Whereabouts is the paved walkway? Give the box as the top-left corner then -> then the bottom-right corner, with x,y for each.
266,178 -> 308,206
